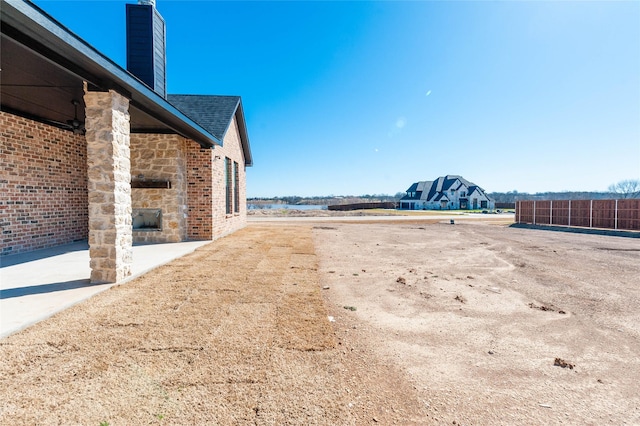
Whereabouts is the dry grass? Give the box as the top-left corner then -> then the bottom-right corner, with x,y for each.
0,226 -> 348,425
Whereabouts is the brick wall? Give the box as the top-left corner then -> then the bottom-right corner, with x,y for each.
130,134 -> 188,243
186,115 -> 247,240
211,115 -> 247,236
186,145 -> 213,240
0,111 -> 88,256
0,110 -> 248,256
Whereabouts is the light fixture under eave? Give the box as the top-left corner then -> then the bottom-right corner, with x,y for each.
67,100 -> 85,135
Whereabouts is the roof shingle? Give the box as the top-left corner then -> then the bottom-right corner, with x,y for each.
167,94 -> 252,166
167,95 -> 240,141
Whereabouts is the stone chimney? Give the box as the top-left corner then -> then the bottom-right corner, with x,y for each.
126,0 -> 166,98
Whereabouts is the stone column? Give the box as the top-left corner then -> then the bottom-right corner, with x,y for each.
83,87 -> 133,283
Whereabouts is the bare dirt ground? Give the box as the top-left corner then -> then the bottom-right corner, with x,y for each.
248,208 -> 400,218
314,220 -> 640,425
1,218 -> 639,425
247,207 -> 507,218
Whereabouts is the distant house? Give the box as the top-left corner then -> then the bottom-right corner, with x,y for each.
400,175 -> 494,210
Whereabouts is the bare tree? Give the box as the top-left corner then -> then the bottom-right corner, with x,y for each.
608,179 -> 640,198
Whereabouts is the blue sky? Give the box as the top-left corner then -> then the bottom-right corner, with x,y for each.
35,0 -> 640,197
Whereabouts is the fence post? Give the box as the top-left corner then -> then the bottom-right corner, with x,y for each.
568,200 -> 571,227
615,199 -> 618,230
590,199 -> 593,228
533,201 -> 536,225
550,200 -> 553,225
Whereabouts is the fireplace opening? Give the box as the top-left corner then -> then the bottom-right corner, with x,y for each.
132,209 -> 162,231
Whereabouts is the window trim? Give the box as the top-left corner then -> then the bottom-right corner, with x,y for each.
233,161 -> 240,213
225,157 -> 232,215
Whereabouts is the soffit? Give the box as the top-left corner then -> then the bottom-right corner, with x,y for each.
0,1 -> 219,145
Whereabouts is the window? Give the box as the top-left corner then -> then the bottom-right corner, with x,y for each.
450,189 -> 455,195
233,161 -> 239,213
480,200 -> 488,209
225,157 -> 232,214
461,192 -> 466,197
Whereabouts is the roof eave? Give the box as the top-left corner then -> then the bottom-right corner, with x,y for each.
2,0 -> 221,149
234,99 -> 253,167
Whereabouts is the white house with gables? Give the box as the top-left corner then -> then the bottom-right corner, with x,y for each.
400,175 -> 494,210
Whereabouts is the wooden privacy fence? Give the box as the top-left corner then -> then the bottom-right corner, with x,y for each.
495,202 -> 516,209
515,199 -> 640,231
328,202 -> 398,211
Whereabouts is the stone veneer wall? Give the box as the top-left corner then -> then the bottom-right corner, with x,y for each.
84,89 -> 132,283
130,134 -> 188,243
0,107 -> 247,258
187,115 -> 247,240
0,111 -> 88,256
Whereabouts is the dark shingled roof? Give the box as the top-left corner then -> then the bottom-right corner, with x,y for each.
402,175 -> 492,202
406,182 -> 419,192
167,94 -> 253,166
168,95 -> 239,141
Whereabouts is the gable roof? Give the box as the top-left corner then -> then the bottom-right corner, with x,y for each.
403,175 -> 492,202
405,181 -> 431,193
1,0 -> 253,167
168,95 -> 239,141
416,181 -> 431,192
168,95 -> 253,166
467,185 -> 481,196
406,182 -> 419,193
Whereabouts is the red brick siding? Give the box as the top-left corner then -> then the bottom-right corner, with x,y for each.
0,110 -> 248,253
185,115 -> 247,241
0,111 -> 88,256
186,145 -> 213,240
210,115 -> 247,237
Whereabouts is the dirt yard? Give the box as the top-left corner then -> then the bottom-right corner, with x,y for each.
314,220 -> 640,425
0,219 -> 639,425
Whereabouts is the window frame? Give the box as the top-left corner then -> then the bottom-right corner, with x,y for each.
225,157 -> 233,215
233,161 -> 240,213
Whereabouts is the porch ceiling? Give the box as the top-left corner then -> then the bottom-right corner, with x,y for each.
0,1 -> 220,146
1,33 -> 170,133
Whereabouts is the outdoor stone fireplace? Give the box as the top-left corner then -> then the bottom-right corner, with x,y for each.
132,208 -> 162,231
130,134 -> 188,244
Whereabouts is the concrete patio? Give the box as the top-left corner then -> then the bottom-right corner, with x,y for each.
0,240 -> 210,338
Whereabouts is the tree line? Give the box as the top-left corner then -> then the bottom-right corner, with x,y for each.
249,179 -> 640,205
